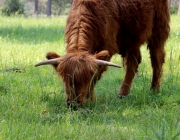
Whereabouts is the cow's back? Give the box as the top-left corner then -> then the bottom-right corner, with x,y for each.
66,0 -> 169,56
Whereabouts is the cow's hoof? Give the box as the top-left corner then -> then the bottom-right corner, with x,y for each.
117,95 -> 127,99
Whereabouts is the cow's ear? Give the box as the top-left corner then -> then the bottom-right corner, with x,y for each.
45,52 -> 61,69
94,50 -> 110,60
46,52 -> 61,60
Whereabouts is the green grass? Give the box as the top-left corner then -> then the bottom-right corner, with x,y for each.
0,15 -> 180,140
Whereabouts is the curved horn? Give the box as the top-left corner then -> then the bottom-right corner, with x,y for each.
96,60 -> 122,68
35,58 -> 60,67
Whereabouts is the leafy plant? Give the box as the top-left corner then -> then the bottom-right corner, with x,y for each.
1,0 -> 24,16
170,4 -> 178,15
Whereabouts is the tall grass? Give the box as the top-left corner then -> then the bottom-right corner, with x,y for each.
0,15 -> 180,140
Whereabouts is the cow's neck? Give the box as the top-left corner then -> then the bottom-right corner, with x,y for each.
65,16 -> 99,54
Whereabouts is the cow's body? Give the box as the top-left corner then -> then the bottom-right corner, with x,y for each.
36,0 -> 170,106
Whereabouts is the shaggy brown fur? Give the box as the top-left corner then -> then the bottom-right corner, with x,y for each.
44,0 -> 170,105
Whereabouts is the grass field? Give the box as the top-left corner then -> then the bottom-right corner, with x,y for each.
0,15 -> 180,140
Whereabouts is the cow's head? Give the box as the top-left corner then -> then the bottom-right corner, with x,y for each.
35,50 -> 121,108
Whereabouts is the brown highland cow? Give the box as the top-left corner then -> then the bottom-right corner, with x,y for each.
35,0 -> 170,107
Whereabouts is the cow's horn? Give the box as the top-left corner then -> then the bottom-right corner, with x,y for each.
96,60 -> 122,68
35,58 -> 60,67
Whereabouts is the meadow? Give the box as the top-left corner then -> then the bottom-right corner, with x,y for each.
0,15 -> 180,140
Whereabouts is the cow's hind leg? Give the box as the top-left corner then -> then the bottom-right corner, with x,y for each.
119,49 -> 141,96
148,5 -> 169,91
148,41 -> 166,92
148,22 -> 169,91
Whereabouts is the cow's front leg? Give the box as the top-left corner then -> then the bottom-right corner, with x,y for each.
119,49 -> 141,96
87,84 -> 96,101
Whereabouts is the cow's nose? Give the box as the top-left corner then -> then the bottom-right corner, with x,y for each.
67,101 -> 79,110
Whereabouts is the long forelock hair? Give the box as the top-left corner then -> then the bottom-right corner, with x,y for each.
57,52 -> 98,87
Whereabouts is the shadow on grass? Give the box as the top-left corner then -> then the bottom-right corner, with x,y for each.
0,25 -> 65,44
